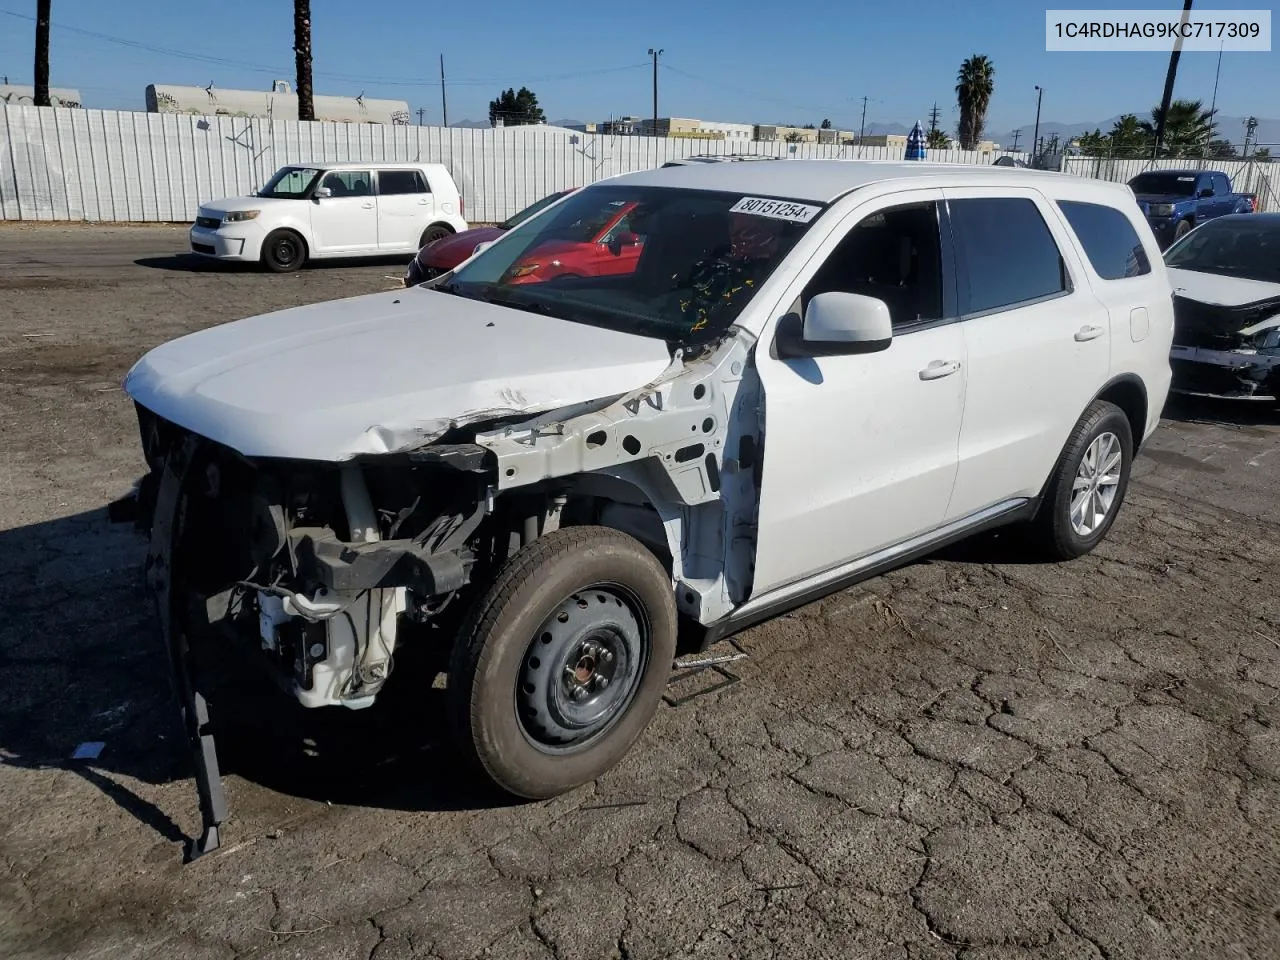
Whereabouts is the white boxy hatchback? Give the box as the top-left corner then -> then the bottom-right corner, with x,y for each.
189,161 -> 468,272
117,161 -> 1172,856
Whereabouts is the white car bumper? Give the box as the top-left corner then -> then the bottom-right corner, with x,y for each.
189,223 -> 265,262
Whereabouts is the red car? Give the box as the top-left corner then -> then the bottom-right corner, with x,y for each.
505,200 -> 644,285
404,188 -> 576,286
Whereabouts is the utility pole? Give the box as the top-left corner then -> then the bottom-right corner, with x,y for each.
416,107 -> 426,126
1010,129 -> 1021,151
1032,85 -> 1044,166
439,55 -> 448,127
1154,0 -> 1195,157
858,96 -> 869,144
927,102 -> 941,136
34,0 -> 51,107
648,48 -> 663,135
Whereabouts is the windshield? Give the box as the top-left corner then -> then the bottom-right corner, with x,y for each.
443,185 -> 824,344
258,166 -> 323,199
1129,172 -> 1199,196
499,190 -> 572,230
1164,218 -> 1280,284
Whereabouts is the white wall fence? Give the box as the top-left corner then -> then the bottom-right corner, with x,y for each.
1061,155 -> 1280,212
1,104 -> 1028,224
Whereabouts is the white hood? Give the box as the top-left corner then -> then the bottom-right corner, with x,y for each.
124,288 -> 673,461
1168,267 -> 1280,307
199,196 -> 284,216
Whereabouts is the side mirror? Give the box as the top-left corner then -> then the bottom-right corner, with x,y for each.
776,292 -> 893,358
1198,187 -> 1213,198
313,186 -> 332,200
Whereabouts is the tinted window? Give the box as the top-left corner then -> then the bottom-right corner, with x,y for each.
320,170 -> 372,197
949,197 -> 1067,314
1057,200 -> 1151,280
803,202 -> 945,328
1128,172 -> 1198,196
1213,173 -> 1231,195
378,170 -> 426,195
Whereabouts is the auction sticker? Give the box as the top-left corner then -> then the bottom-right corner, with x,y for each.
729,197 -> 822,223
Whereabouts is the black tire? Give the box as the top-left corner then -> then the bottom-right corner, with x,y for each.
261,229 -> 307,273
1028,400 -> 1134,561
419,223 -> 453,249
1173,219 -> 1193,241
447,526 -> 677,799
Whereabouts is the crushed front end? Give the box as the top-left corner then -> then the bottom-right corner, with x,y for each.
1170,294 -> 1280,400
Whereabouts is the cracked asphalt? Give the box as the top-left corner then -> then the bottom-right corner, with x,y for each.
2,224 -> 1279,960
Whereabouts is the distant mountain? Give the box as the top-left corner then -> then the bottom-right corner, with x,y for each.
994,114 -> 1280,149
449,118 -> 490,129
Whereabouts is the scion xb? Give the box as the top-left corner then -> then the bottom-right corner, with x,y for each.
116,161 -> 1173,856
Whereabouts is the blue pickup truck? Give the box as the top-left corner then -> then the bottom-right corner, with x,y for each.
1129,169 -> 1257,248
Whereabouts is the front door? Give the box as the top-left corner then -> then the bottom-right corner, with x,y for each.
375,168 -> 433,251
940,188 -> 1112,520
310,169 -> 378,253
752,193 -> 967,595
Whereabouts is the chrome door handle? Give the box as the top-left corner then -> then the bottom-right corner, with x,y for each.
361,202 -> 375,209
919,360 -> 961,381
1075,325 -> 1104,342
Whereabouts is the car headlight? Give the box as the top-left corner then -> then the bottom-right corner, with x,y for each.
223,210 -> 261,222
1148,203 -> 1176,217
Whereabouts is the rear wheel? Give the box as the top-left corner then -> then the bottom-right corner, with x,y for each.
419,224 -> 453,249
447,527 -> 677,799
1027,400 -> 1134,560
261,229 -> 307,273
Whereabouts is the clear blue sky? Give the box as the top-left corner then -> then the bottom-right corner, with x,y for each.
1,0 -> 1276,137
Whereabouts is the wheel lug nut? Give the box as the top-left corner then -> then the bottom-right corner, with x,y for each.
596,675 -> 610,689
601,650 -> 614,663
571,686 -> 588,701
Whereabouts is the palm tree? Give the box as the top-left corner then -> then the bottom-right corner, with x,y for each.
1108,114 -> 1151,158
1141,99 -> 1216,157
294,0 -> 314,121
926,128 -> 951,150
955,55 -> 994,150
34,0 -> 51,107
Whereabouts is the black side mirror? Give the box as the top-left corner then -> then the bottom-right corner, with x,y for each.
1198,187 -> 1213,198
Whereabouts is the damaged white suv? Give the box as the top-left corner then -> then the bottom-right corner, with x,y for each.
117,161 -> 1173,856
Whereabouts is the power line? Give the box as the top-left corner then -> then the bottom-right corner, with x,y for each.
0,8 -> 648,89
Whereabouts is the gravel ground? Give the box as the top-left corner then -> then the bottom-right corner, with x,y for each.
2,224 -> 1278,960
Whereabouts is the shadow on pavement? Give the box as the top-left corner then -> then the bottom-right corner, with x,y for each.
0,508 -> 511,850
1160,392 -> 1278,428
134,254 -> 415,273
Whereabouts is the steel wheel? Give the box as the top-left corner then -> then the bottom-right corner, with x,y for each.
1069,431 -> 1122,536
517,587 -> 647,752
262,229 -> 306,273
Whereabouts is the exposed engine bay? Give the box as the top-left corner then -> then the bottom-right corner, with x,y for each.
1171,293 -> 1280,399
125,335 -> 762,714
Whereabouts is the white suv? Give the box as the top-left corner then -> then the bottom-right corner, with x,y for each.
189,162 -> 468,272
118,160 -> 1172,856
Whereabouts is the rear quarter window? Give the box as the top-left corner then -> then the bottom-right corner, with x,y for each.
1056,200 -> 1152,280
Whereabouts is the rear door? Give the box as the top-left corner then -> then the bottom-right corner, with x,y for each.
376,168 -> 433,251
941,188 -> 1111,520
310,169 -> 378,253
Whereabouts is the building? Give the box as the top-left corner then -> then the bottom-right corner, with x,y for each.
0,85 -> 83,108
696,120 -> 754,142
753,124 -> 819,143
145,81 -> 411,124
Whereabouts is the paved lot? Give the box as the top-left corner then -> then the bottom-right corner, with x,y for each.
2,224 -> 1279,960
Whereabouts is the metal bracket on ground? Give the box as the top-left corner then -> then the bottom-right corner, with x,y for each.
663,639 -> 748,707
